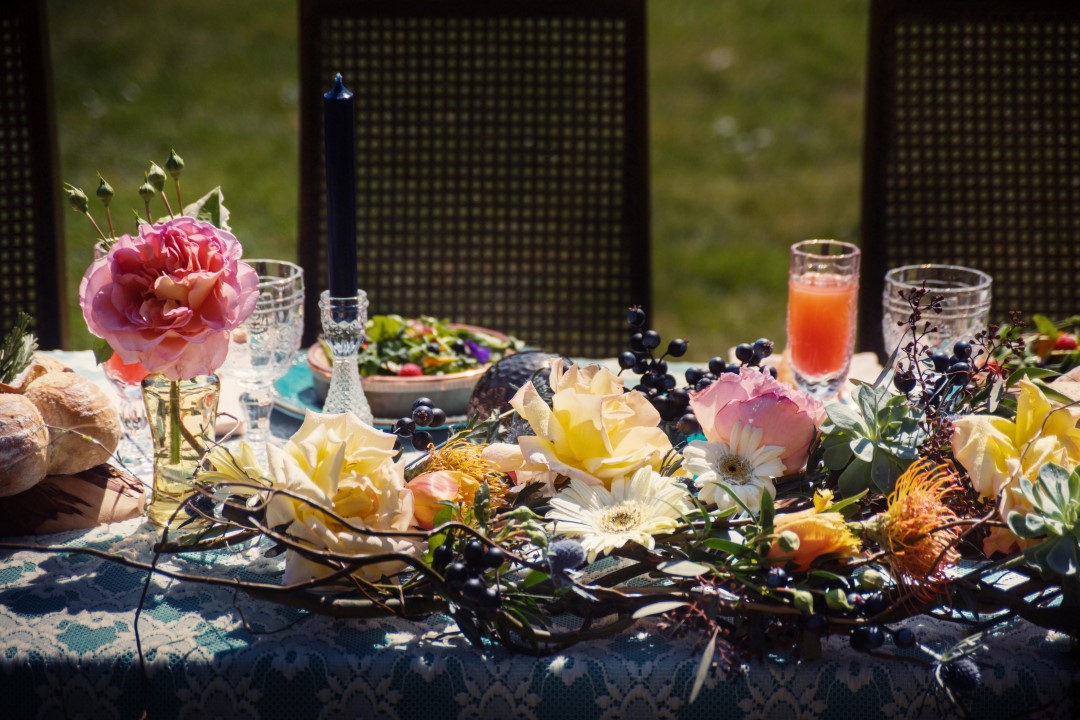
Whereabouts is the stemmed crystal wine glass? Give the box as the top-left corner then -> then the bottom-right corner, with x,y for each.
102,353 -> 153,477
223,260 -> 305,459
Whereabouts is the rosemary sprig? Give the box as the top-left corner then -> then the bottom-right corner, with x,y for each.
0,313 -> 37,384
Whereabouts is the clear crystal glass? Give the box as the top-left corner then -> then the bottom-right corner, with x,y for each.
222,260 -> 305,460
882,265 -> 992,355
319,290 -> 374,424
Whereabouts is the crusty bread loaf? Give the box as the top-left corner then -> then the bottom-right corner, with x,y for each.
24,372 -> 122,476
0,353 -> 68,394
0,394 -> 49,496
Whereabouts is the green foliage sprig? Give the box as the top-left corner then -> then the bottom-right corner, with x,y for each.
0,313 -> 37,384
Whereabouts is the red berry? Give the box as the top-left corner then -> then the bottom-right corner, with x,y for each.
398,363 -> 423,377
1053,334 -> 1078,351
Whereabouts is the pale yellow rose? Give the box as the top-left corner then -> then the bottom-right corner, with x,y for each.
952,379 -> 1080,556
550,361 -> 625,396
952,379 -> 1080,499
264,411 -> 416,584
483,364 -> 674,490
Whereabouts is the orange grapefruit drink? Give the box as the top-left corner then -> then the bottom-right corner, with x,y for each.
103,353 -> 150,387
787,272 -> 858,396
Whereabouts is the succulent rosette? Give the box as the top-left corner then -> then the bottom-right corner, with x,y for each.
79,216 -> 258,380
690,366 -> 826,476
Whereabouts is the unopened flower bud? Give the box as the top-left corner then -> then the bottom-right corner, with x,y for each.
859,569 -> 885,590
147,162 -> 167,192
165,149 -> 184,179
95,176 -> 114,207
138,180 -> 156,203
65,185 -> 89,213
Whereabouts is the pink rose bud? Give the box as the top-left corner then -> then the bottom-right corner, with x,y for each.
407,470 -> 469,529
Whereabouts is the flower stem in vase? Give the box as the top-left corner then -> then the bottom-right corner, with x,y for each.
142,374 -> 220,527
170,379 -> 181,466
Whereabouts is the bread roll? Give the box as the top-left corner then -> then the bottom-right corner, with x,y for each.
0,394 -> 49,496
0,353 -> 68,394
24,372 -> 122,475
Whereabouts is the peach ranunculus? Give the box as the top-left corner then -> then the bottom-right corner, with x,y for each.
482,363 -> 674,490
951,378 -> 1080,554
690,366 -> 826,476
264,411 -> 416,584
766,490 -> 861,571
406,470 -> 481,529
79,216 -> 259,380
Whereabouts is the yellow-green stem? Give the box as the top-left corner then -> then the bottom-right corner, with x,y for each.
169,379 -> 181,466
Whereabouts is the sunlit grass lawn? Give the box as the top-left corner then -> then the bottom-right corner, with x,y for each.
49,0 -> 868,360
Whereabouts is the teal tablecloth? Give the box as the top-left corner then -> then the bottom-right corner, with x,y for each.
2,518 -> 1077,719
0,354 -> 1077,718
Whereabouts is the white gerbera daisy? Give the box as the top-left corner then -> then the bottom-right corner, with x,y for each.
682,422 -> 785,514
546,467 -> 692,562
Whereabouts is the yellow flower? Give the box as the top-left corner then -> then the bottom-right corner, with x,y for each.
875,460 -> 960,592
264,411 -> 416,584
202,440 -> 267,486
952,379 -> 1080,500
767,493 -> 861,571
482,363 -> 674,490
952,379 -> 1080,555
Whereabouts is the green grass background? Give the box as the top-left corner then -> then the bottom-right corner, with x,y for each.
48,0 -> 868,360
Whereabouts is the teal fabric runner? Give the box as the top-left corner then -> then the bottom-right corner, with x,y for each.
1,519 -> 1076,719
0,353 -> 1076,718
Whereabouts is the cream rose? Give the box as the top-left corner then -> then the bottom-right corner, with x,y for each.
483,363 -> 674,490
264,411 -> 416,584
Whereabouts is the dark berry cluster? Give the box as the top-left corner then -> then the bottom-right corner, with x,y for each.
393,397 -> 449,450
618,306 -> 693,426
431,537 -> 505,610
893,339 -> 977,405
684,339 -> 777,396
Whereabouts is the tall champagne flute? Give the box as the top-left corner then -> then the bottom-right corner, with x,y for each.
223,260 -> 305,459
786,240 -> 861,400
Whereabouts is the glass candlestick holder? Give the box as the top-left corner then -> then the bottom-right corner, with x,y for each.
319,290 -> 374,424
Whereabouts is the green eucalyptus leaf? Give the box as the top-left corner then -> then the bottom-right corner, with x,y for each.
182,186 -> 231,231
825,403 -> 864,434
1032,314 -> 1060,337
759,486 -> 775,533
632,601 -> 689,620
827,489 -> 868,516
823,443 -> 853,472
91,338 -> 114,366
856,386 -> 881,434
838,458 -> 872,497
658,560 -> 712,577
522,570 -> 550,589
870,450 -> 898,494
703,537 -> 748,557
849,437 -> 875,463
1006,366 -> 1061,386
689,632 -> 716,703
1044,537 -> 1079,577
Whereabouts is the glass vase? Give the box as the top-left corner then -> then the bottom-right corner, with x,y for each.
141,374 -> 220,527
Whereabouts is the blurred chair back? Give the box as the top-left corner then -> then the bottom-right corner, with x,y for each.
860,0 -> 1080,357
0,0 -> 65,348
299,0 -> 650,357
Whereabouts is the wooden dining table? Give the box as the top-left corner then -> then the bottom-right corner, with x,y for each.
0,352 -> 1076,719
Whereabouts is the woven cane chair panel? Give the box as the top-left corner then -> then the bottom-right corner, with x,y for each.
0,2 -> 63,348
861,1 -> 1080,354
301,1 -> 649,357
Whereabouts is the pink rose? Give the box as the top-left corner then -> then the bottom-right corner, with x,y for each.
79,217 -> 258,380
690,367 -> 826,475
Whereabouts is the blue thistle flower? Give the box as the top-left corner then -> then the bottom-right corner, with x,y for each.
548,539 -> 587,586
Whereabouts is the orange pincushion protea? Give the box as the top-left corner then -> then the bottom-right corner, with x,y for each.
879,460 -> 961,592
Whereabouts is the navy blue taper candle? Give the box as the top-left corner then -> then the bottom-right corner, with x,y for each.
324,74 -> 358,297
